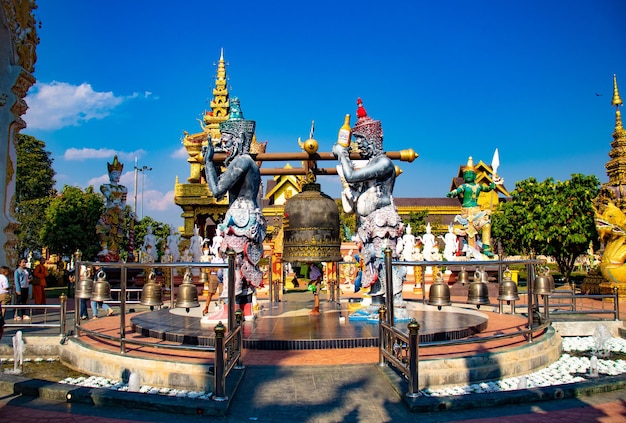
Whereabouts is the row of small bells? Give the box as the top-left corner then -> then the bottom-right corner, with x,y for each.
140,268 -> 202,312
75,270 -> 113,302
75,268 -> 201,312
427,266 -> 552,310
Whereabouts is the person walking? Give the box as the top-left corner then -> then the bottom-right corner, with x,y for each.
202,254 -> 224,315
13,258 -> 31,320
32,257 -> 48,305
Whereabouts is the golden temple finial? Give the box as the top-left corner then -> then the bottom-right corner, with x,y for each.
613,75 -> 624,138
612,74 -> 623,107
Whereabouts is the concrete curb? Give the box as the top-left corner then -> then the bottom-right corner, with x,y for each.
379,365 -> 626,413
0,367 -> 245,417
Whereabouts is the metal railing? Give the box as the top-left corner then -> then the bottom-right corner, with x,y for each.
1,296 -> 68,336
73,250 -> 243,401
378,250 -> 552,398
538,287 -> 620,321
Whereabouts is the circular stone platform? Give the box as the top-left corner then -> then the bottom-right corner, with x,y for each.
131,296 -> 489,350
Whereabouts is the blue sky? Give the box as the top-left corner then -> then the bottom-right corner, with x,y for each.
24,0 -> 626,228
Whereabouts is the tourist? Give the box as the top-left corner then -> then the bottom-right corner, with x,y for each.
0,266 -> 10,318
203,253 -> 224,315
13,258 -> 31,320
202,97 -> 266,311
308,262 -> 323,314
32,256 -> 48,305
447,156 -> 496,257
332,98 -> 404,302
91,299 -> 113,320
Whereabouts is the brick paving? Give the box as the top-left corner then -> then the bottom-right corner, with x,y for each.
0,286 -> 625,422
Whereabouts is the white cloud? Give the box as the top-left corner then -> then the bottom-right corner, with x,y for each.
24,81 -> 127,130
145,190 -> 175,212
64,148 -> 146,163
171,146 -> 188,159
86,173 -> 110,189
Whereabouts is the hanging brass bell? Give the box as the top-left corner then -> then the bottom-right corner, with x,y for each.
175,268 -> 200,312
199,269 -> 209,285
497,268 -> 519,302
479,268 -> 490,283
533,265 -> 554,296
427,271 -> 451,310
467,268 -> 490,308
75,266 -> 93,299
91,270 -> 112,302
456,267 -> 469,285
140,270 -> 163,307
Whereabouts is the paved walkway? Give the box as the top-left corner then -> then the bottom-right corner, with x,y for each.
0,287 -> 625,422
1,362 -> 625,422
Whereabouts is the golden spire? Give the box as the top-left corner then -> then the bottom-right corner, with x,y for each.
612,74 -> 623,107
606,74 -> 626,187
613,74 -> 624,138
205,49 -> 230,123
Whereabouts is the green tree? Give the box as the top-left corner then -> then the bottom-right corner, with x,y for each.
15,197 -> 51,253
16,134 -> 56,202
15,134 -> 57,256
403,210 -> 429,236
41,185 -> 103,260
492,174 -> 600,283
336,200 -> 357,242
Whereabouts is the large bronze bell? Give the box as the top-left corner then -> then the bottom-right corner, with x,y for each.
467,269 -> 490,308
498,268 -> 519,302
175,268 -> 200,312
140,270 -> 163,307
282,183 -> 342,263
533,265 -> 554,296
91,270 -> 112,302
428,271 -> 451,310
75,266 -> 93,299
456,266 -> 469,285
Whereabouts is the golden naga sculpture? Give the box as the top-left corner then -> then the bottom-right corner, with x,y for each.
595,202 -> 626,283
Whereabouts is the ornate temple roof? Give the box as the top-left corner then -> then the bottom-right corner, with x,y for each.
598,74 -> 626,210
